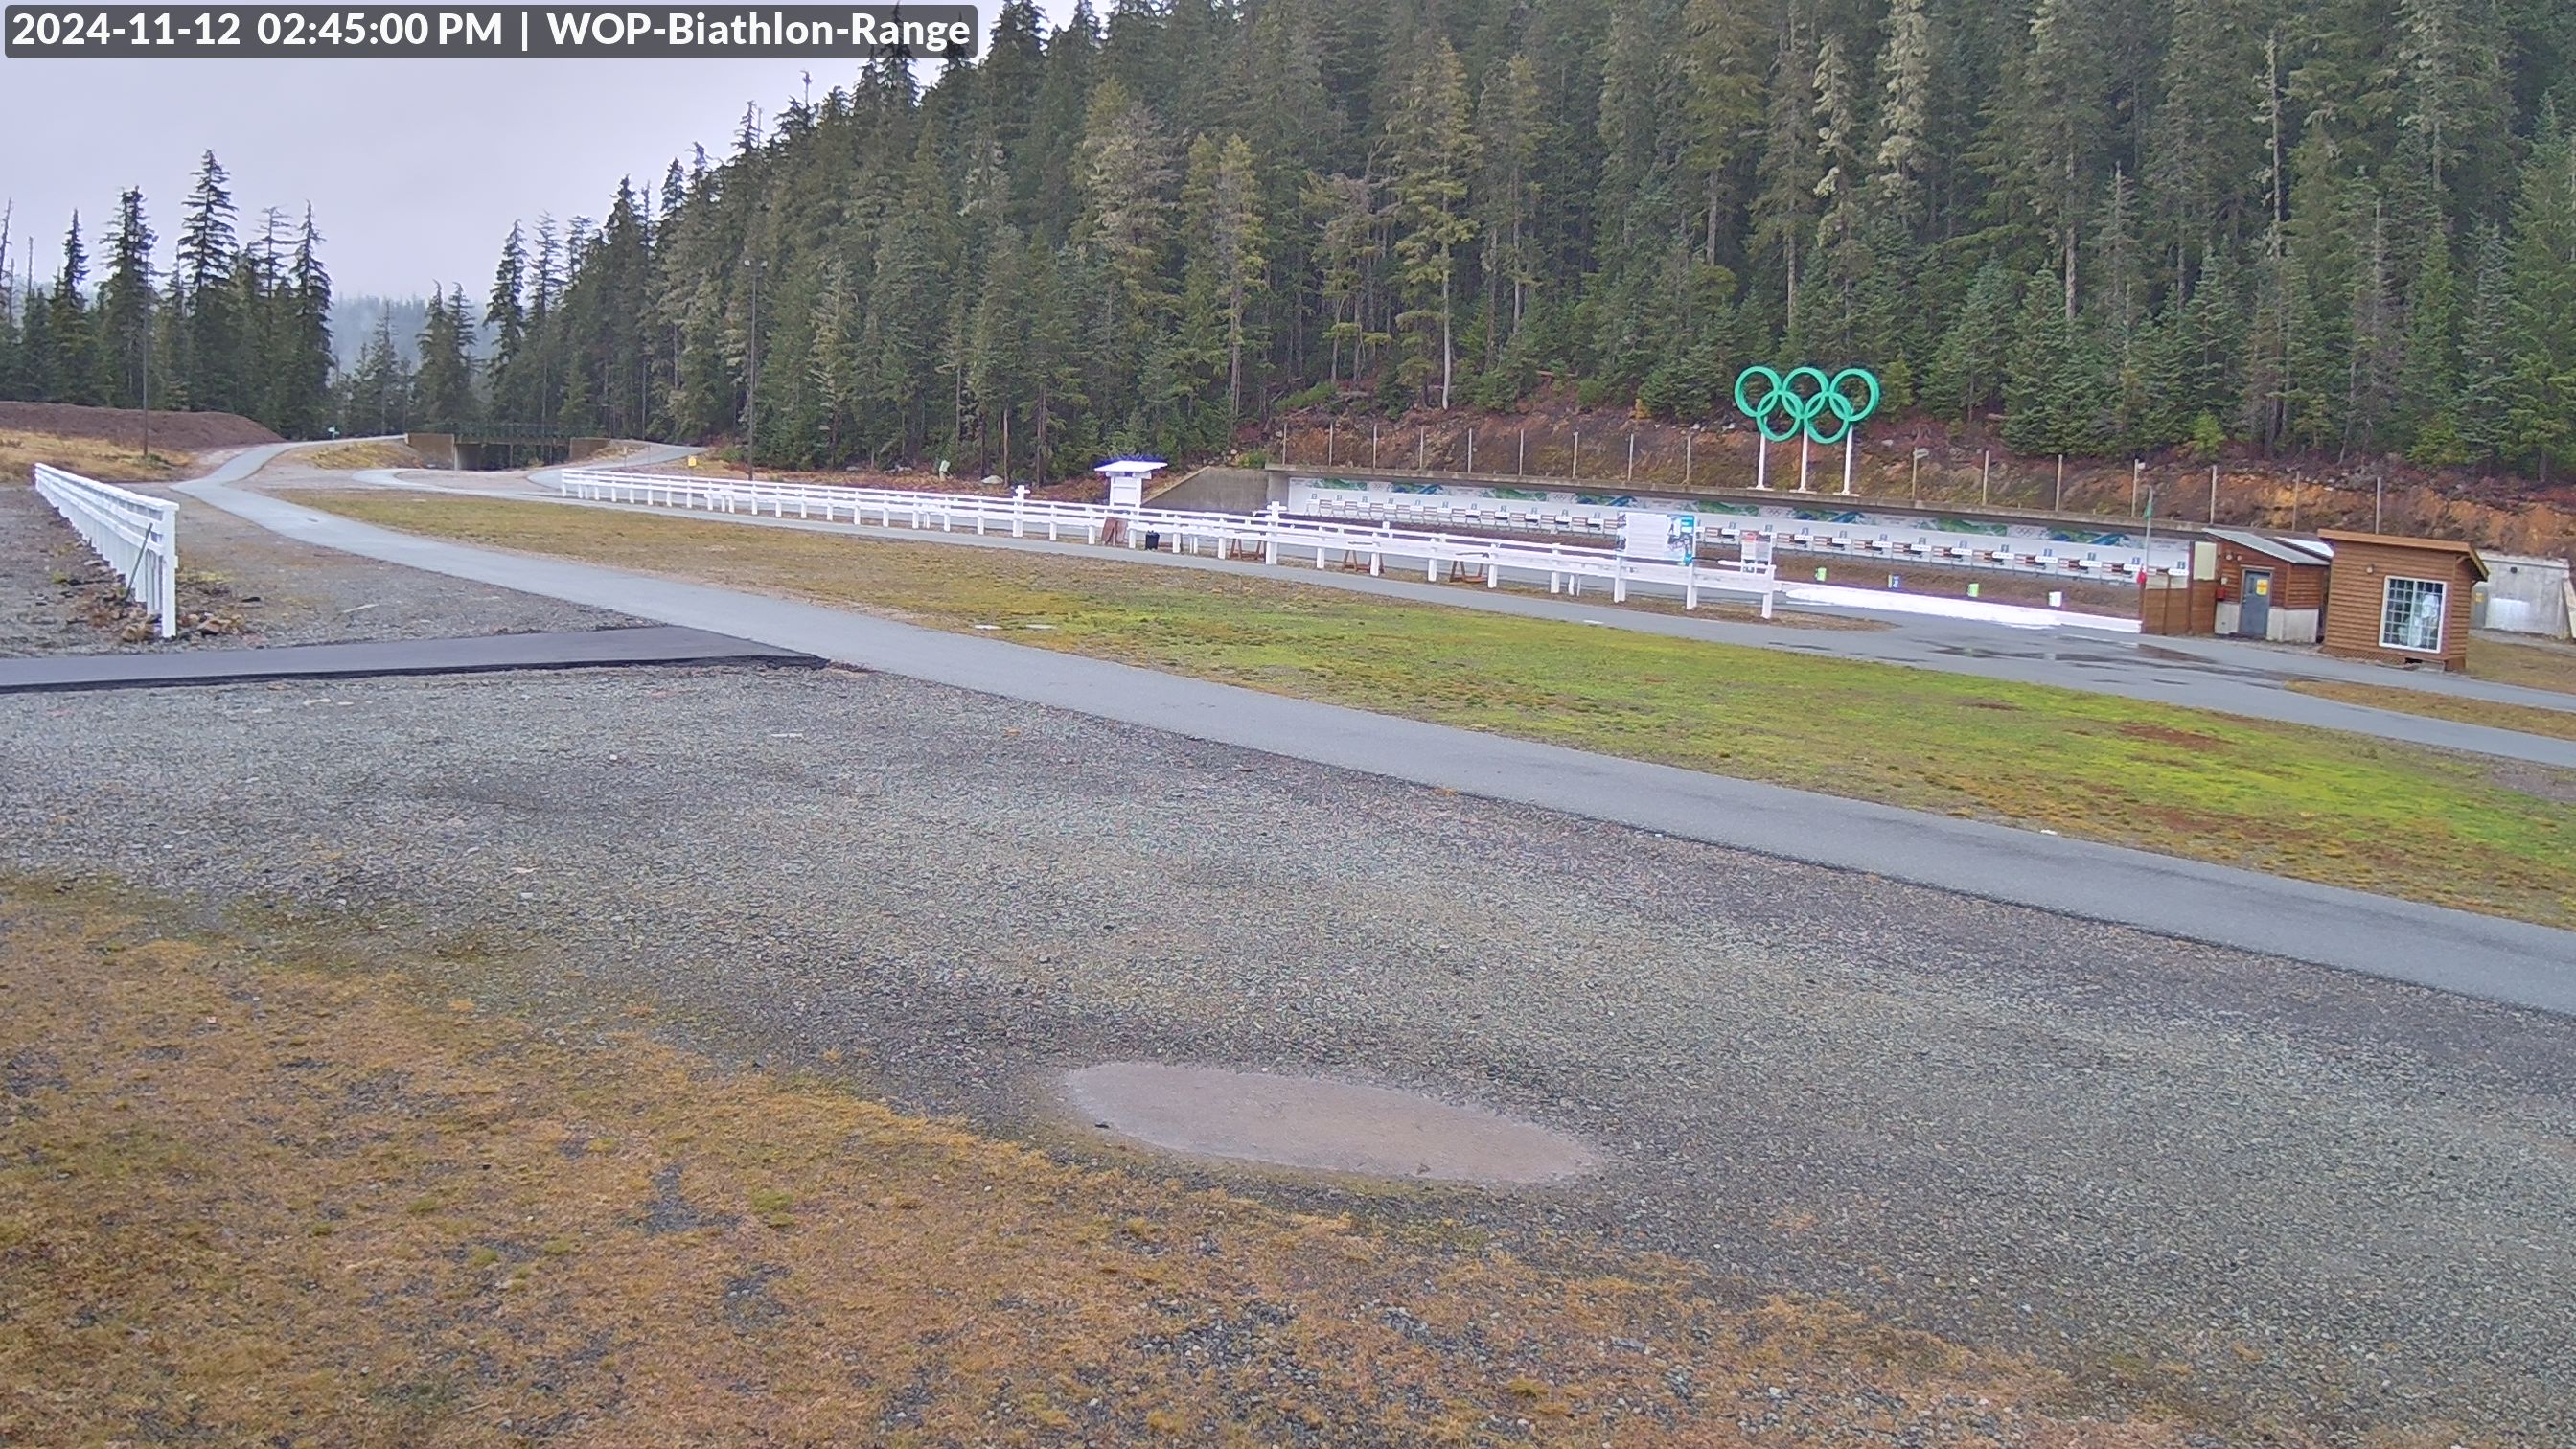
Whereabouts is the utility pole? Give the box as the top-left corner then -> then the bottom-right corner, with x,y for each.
741,253 -> 762,481
2141,484 -> 2156,586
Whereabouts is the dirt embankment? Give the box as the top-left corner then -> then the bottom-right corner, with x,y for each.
0,401 -> 281,452
1269,392 -> 2576,564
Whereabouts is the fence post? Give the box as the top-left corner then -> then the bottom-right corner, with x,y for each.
1572,430 -> 1581,479
1627,433 -> 1636,481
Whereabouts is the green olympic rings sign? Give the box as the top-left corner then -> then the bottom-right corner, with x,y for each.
1733,365 -> 1881,445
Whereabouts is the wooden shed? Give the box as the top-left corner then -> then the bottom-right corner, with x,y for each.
2206,529 -> 2332,643
2318,530 -> 2490,671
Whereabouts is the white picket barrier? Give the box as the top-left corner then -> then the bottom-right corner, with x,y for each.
553,468 -> 1782,615
32,464 -> 178,638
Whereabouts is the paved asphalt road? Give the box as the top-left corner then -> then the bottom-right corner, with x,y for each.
0,624 -> 814,692
181,472 -> 2576,1017
331,465 -> 2576,770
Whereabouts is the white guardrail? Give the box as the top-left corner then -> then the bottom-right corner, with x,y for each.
33,464 -> 178,638
555,469 -> 1783,615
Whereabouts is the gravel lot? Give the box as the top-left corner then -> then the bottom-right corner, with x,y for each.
3,662 -> 2569,1440
0,472 -> 633,656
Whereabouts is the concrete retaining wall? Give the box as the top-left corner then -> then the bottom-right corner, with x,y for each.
1151,466 -> 1279,513
2476,552 -> 2572,638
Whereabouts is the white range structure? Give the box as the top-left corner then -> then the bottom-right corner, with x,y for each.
547,467 -> 2140,631
550,467 -> 1792,615
1096,457 -> 1164,510
32,464 -> 179,638
1286,474 -> 2194,584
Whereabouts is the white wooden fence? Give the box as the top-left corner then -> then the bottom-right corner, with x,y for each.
32,464 -> 178,638
553,469 -> 1782,615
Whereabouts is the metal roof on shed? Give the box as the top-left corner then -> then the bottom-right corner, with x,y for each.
2203,528 -> 2334,566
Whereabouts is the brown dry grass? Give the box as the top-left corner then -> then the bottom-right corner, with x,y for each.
0,876 -> 2225,1446
293,439 -> 424,471
0,430 -> 195,483
2468,634 -> 2576,696
2288,678 -> 2576,742
0,401 -> 276,451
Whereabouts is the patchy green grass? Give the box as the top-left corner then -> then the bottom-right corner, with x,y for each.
2288,678 -> 2576,743
0,877 -> 2212,1446
296,492 -> 2576,929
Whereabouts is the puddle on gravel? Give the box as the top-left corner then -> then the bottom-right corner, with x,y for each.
1062,1063 -> 1599,1184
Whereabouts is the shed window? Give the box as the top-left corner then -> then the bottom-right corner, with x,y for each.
2380,576 -> 2447,652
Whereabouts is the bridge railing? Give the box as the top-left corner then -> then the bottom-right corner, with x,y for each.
33,464 -> 178,638
553,468 -> 1781,615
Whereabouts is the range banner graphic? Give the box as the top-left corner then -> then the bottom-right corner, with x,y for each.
4,4 -> 978,58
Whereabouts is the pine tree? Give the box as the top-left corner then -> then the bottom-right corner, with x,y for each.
1680,0 -> 1764,264
485,223 -> 529,423
2005,266 -> 2072,452
1384,34 -> 1476,408
1751,12 -> 1818,341
2455,223 -> 2518,462
50,215 -> 98,406
2344,200 -> 2400,456
2146,0 -> 2261,282
1076,77 -> 1177,387
2398,234 -> 2469,463
2397,0 -> 2509,225
412,288 -> 473,426
1180,133 -> 1267,418
1809,33 -> 1869,357
1872,0 -> 1936,228
1999,0 -> 2113,318
173,150 -> 240,413
342,310 -> 413,434
806,253 -> 862,462
1475,54 -> 1545,374
99,189 -> 156,416
1924,261 -> 2014,421
275,207 -> 334,438
2502,122 -> 2576,479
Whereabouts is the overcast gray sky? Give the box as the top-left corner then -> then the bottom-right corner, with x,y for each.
1,6 -> 1061,298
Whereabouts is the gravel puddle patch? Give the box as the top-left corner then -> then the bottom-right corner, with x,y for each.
1064,1062 -> 1599,1184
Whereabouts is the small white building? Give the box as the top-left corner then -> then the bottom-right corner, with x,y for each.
1096,458 -> 1166,510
